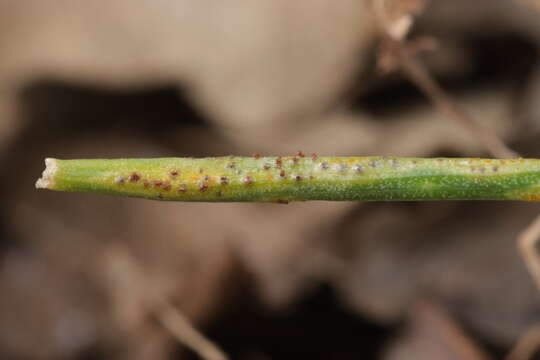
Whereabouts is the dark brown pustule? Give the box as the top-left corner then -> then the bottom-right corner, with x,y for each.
243,176 -> 254,185
297,151 -> 305,158
295,175 -> 303,181
220,176 -> 229,185
252,153 -> 261,159
129,173 -> 141,182
169,170 -> 179,178
199,184 -> 209,192
311,153 -> 318,160
162,182 -> 171,191
153,180 -> 163,187
276,157 -> 283,167
143,181 -> 150,188
263,163 -> 271,170
280,170 -> 286,178
178,185 -> 187,193
292,157 -> 299,165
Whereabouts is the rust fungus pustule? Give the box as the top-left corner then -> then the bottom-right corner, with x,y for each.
178,185 -> 187,193
354,165 -> 365,173
220,176 -> 229,185
143,181 -> 150,188
295,175 -> 304,181
153,180 -> 163,187
263,163 -> 271,170
243,176 -> 254,185
169,170 -> 179,178
297,150 -> 305,158
252,153 -> 261,159
276,157 -> 283,168
162,182 -> 171,191
279,170 -> 286,178
199,184 -> 209,192
311,153 -> 318,160
129,173 -> 140,182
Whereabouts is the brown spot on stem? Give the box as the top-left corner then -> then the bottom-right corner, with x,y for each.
243,176 -> 254,185
153,180 -> 163,187
162,182 -> 171,191
297,151 -> 305,158
295,175 -> 303,181
292,157 -> 299,165
263,163 -> 271,170
311,153 -> 318,160
169,170 -> 179,178
220,176 -> 229,185
252,153 -> 261,159
129,173 -> 140,182
280,170 -> 286,178
276,157 -> 283,167
143,181 -> 150,188
199,184 -> 208,192
178,185 -> 187,193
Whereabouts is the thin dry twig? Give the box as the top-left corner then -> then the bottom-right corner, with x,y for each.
104,246 -> 229,360
517,215 -> 540,293
505,325 -> 540,360
371,0 -> 518,159
156,304 -> 228,360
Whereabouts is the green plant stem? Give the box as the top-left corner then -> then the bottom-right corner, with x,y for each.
35,156 -> 540,202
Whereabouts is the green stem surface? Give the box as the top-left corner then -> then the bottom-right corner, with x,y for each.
35,156 -> 540,202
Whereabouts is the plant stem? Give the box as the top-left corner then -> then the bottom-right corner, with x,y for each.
35,156 -> 540,202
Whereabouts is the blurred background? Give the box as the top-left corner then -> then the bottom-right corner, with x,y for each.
1,0 -> 540,359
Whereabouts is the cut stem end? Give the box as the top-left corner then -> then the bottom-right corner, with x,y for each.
35,158 -> 58,189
